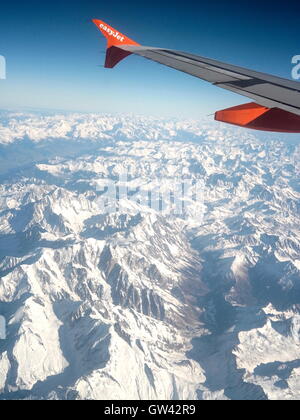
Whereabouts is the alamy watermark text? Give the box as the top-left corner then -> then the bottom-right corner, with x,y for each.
95,172 -> 206,222
0,55 -> 6,80
292,55 -> 300,80
0,315 -> 6,340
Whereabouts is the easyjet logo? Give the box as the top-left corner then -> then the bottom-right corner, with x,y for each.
99,24 -> 125,42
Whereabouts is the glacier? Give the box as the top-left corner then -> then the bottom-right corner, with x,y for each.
0,110 -> 300,400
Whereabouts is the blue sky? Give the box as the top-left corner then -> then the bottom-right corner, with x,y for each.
0,0 -> 299,118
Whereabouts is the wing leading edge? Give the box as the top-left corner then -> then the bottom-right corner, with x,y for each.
93,19 -> 300,133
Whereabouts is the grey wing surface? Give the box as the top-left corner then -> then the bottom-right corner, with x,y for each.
121,45 -> 300,116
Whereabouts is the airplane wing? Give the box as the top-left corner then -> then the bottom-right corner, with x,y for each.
93,19 -> 300,133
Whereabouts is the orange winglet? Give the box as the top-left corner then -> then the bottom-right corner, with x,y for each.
215,102 -> 300,133
93,19 -> 140,68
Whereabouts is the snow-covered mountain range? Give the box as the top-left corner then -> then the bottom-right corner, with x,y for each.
0,110 -> 300,400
